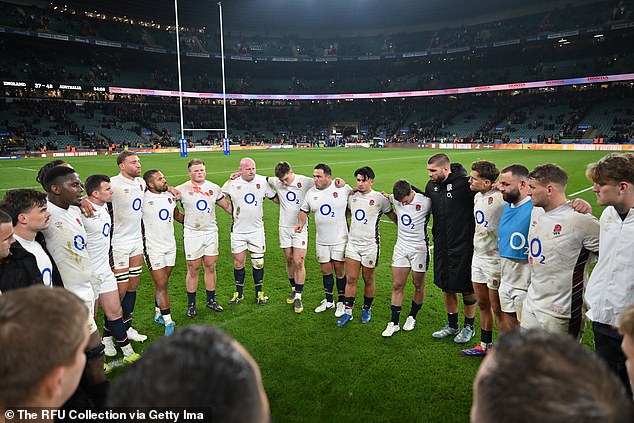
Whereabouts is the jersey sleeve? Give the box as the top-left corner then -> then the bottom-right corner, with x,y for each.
300,195 -> 311,213
265,181 -> 277,199
576,213 -> 600,253
221,180 -> 231,197
380,195 -> 392,213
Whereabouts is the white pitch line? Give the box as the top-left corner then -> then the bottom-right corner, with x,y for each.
569,186 -> 593,197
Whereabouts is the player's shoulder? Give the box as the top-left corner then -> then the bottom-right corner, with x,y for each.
175,180 -> 190,191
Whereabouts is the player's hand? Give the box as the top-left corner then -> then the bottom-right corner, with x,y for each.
334,177 -> 346,188
569,198 -> 592,215
492,181 -> 501,190
230,171 -> 241,180
80,197 -> 96,217
168,186 -> 182,201
293,224 -> 302,233
381,191 -> 389,198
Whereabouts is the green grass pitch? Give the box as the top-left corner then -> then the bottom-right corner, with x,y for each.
0,148 -> 608,422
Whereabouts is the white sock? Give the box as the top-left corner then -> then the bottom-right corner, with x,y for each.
163,314 -> 173,325
121,344 -> 135,357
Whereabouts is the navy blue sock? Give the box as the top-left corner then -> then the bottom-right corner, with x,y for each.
253,267 -> 264,294
323,274 -> 334,302
206,290 -> 216,303
391,305 -> 402,324
482,329 -> 493,344
363,296 -> 373,310
465,316 -> 475,328
234,268 -> 245,296
336,276 -> 346,302
295,284 -> 304,294
345,296 -> 355,309
160,307 -> 171,316
448,313 -> 459,329
122,291 -> 136,329
187,291 -> 196,306
409,300 -> 423,318
289,278 -> 296,289
108,317 -> 130,347
103,315 -> 111,337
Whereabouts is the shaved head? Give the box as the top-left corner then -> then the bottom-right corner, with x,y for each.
239,157 -> 257,182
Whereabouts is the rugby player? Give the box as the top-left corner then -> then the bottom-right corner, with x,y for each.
143,170 -> 183,336
41,166 -> 108,407
222,157 -> 277,305
82,175 -> 140,362
462,161 -> 505,356
337,166 -> 395,327
381,179 -> 431,337
522,164 -> 599,339
268,161 -> 314,313
296,163 -> 352,316
176,159 -> 232,318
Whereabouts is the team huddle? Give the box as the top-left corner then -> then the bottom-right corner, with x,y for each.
0,151 -> 632,390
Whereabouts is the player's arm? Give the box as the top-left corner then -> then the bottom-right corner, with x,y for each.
80,196 -> 96,217
385,209 -> 397,224
334,177 -> 346,188
173,205 -> 184,224
217,196 -> 233,215
295,210 -> 309,233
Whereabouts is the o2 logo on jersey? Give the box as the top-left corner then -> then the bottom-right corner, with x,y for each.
41,268 -> 52,288
244,193 -> 258,206
509,231 -> 528,256
73,235 -> 86,251
132,198 -> 142,211
102,223 -> 111,237
474,210 -> 489,227
196,199 -> 211,214
400,214 -> 415,230
286,191 -> 299,205
320,204 -> 335,218
529,238 -> 545,264
158,208 -> 172,222
354,209 -> 368,225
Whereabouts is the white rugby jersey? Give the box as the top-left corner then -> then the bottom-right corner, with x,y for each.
176,180 -> 224,232
300,182 -> 352,245
110,174 -> 145,245
348,190 -> 392,245
526,203 -> 599,319
222,175 -> 276,234
43,201 -> 97,302
473,189 -> 505,258
81,200 -> 112,275
390,193 -> 431,250
13,234 -> 54,288
142,191 -> 176,251
268,174 -> 314,228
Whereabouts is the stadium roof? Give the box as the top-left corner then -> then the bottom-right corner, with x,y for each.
56,0 -> 601,36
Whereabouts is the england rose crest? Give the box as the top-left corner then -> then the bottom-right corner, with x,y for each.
487,197 -> 493,205
553,224 -> 562,235
416,204 -> 421,211
256,183 -> 261,189
369,199 -> 375,206
333,192 -> 338,198
297,182 -> 302,188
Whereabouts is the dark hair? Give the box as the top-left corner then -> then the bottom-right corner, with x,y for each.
428,153 -> 450,166
393,179 -> 412,201
528,163 -> 568,187
354,166 -> 375,181
274,161 -> 291,179
108,326 -> 268,423
142,169 -> 160,185
0,210 -> 11,225
474,328 -> 633,423
85,175 -> 111,197
314,163 -> 332,176
500,164 -> 529,179
41,166 -> 76,193
117,151 -> 137,166
36,160 -> 68,189
0,189 -> 48,225
188,159 -> 205,169
471,160 -> 499,182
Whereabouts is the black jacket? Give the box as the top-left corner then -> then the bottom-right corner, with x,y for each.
425,163 -> 476,293
0,232 -> 64,293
